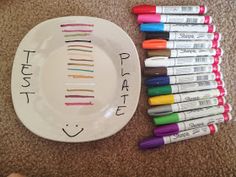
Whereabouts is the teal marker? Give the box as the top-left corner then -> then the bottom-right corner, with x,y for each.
147,80 -> 223,96
153,104 -> 231,125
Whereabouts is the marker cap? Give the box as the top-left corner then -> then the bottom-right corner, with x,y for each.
208,25 -> 216,33
216,79 -> 224,88
132,5 -> 156,14
139,136 -> 164,149
217,96 -> 226,105
208,124 -> 218,135
224,104 -> 232,112
223,113 -> 232,122
147,105 -> 173,116
148,95 -> 175,105
146,32 -> 170,40
204,16 -> 212,24
147,85 -> 172,96
215,48 -> 224,57
218,87 -> 227,96
213,57 -> 221,64
140,23 -> 164,32
145,76 -> 170,86
212,64 -> 220,72
144,67 -> 168,76
212,40 -> 220,48
143,39 -> 167,49
199,5 -> 207,14
154,124 -> 179,137
214,72 -> 222,80
138,14 -> 161,23
214,32 -> 221,41
153,113 -> 180,125
147,49 -> 171,57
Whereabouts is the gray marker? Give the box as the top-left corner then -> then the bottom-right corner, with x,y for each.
148,96 -> 225,116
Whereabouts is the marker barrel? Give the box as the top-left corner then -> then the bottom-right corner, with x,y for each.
147,80 -> 224,96
140,23 -> 215,32
153,104 -> 232,125
144,64 -> 219,76
147,96 -> 225,116
143,40 -> 219,49
154,113 -> 231,137
149,88 -> 226,106
139,124 -> 217,150
147,48 -> 223,58
146,32 -> 221,41
145,72 -> 222,86
132,5 -> 207,15
138,14 -> 211,24
145,56 -> 221,67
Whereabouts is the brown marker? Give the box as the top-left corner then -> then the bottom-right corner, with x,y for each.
144,65 -> 218,76
147,48 -> 223,58
144,67 -> 167,76
147,49 -> 171,57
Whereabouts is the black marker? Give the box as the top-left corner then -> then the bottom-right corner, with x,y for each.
146,32 -> 221,41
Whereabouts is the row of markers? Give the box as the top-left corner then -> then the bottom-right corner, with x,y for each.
132,5 -> 232,150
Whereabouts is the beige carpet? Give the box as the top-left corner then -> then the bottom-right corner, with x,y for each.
1,0 -> 236,176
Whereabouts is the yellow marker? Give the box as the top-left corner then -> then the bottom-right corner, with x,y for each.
148,88 -> 224,106
148,95 -> 175,105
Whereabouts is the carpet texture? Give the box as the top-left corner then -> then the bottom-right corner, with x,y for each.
0,0 -> 236,177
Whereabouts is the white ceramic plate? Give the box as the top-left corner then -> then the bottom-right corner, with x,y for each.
11,16 -> 141,142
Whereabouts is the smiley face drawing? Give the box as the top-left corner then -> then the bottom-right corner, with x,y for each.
62,124 -> 84,137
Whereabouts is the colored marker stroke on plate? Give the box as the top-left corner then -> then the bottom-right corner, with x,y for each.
61,23 -> 95,106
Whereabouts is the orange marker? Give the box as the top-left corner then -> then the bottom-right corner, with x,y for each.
142,39 -> 219,49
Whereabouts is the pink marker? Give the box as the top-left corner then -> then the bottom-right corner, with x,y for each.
138,14 -> 212,24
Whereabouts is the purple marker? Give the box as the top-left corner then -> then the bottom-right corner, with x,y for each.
139,124 -> 218,150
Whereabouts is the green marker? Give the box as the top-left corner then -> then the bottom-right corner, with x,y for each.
147,80 -> 223,96
148,85 -> 172,96
153,104 -> 231,125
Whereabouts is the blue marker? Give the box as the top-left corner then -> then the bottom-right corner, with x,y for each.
145,72 -> 222,86
140,23 -> 215,32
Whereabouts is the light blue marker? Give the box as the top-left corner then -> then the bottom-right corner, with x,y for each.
140,23 -> 215,32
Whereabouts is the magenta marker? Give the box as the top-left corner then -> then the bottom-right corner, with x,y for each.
139,124 -> 217,150
154,113 -> 231,137
132,5 -> 207,14
138,14 -> 212,24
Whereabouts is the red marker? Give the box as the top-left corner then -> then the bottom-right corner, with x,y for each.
132,5 -> 207,14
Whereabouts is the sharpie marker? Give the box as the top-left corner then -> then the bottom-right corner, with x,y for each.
145,72 -> 222,87
154,113 -> 231,137
144,64 -> 220,76
138,14 -> 212,24
142,39 -> 220,49
139,124 -> 217,150
146,32 -> 221,41
153,104 -> 231,125
148,80 -> 224,96
145,56 -> 221,67
147,96 -> 225,116
140,23 -> 215,32
147,48 -> 224,58
149,88 -> 226,106
132,5 -> 207,15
